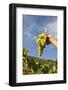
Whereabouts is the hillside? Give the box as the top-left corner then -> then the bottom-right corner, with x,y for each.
23,55 -> 57,75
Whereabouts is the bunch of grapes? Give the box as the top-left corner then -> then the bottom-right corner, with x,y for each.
36,33 -> 49,56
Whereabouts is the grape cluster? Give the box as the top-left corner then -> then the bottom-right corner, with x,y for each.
36,33 -> 48,56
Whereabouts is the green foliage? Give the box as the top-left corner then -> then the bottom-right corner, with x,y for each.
23,54 -> 57,75
23,48 -> 28,56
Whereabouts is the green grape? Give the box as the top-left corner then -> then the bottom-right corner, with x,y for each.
38,33 -> 46,39
36,38 -> 41,46
36,33 -> 48,56
40,39 -> 46,47
38,46 -> 43,56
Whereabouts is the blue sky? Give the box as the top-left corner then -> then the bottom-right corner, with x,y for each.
23,15 -> 57,60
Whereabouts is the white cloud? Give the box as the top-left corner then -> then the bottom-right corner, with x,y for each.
46,21 -> 57,38
24,32 -> 37,41
24,15 -> 57,42
24,20 -> 57,43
